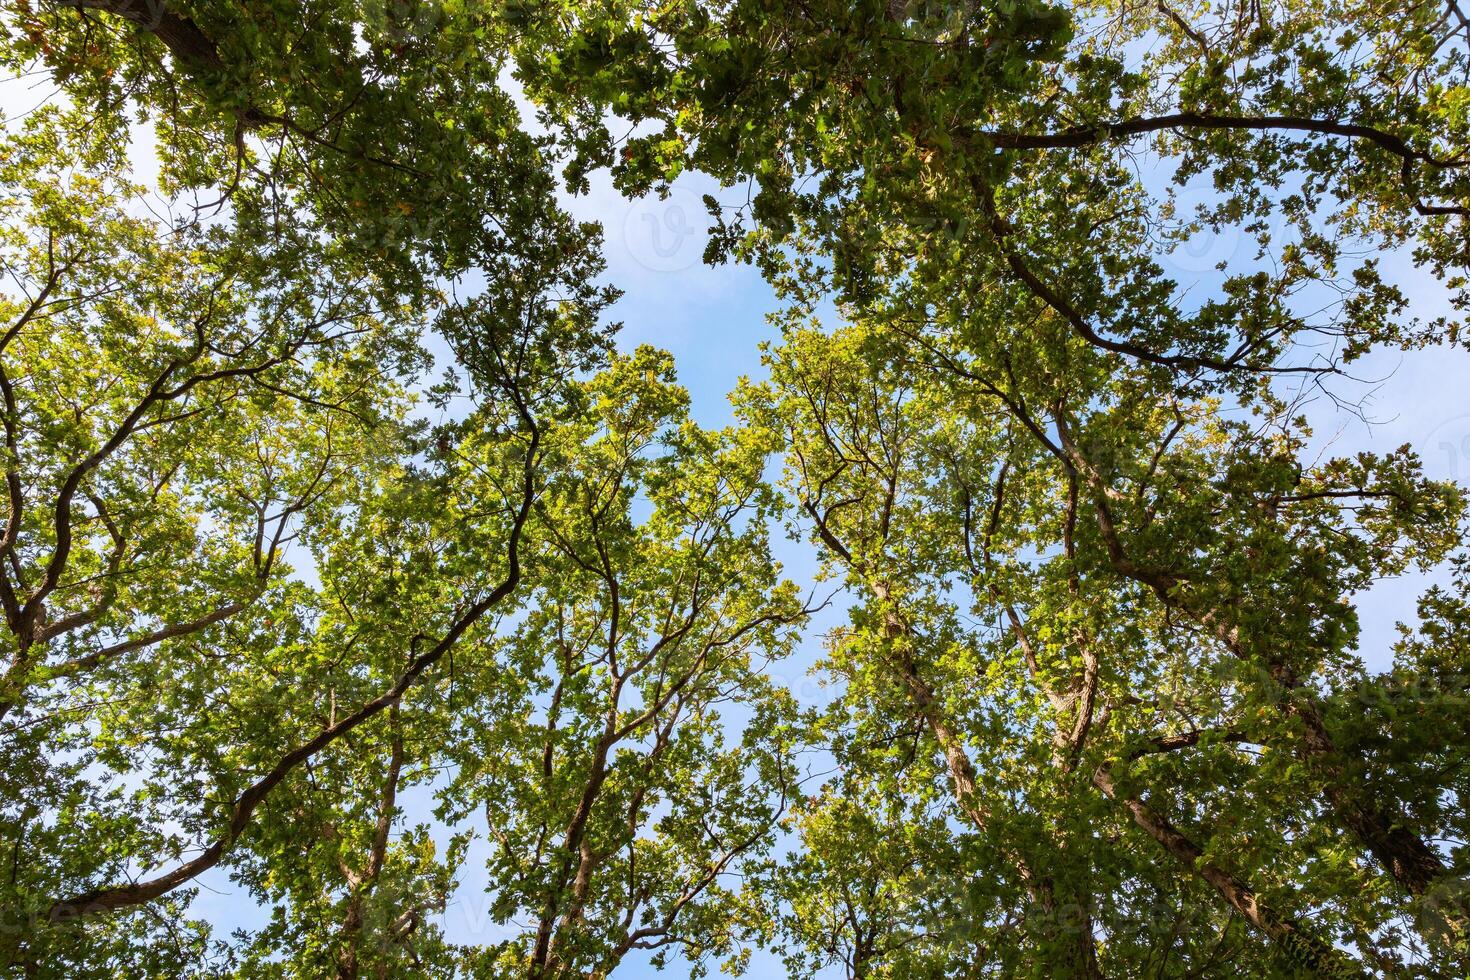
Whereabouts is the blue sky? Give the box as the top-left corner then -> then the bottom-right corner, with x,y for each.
6,64 -> 1470,977
581,161 -> 1470,671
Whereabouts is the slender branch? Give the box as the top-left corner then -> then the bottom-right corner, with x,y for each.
972,111 -> 1469,217
975,111 -> 1466,168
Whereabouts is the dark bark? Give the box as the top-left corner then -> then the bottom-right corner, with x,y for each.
71,0 -> 224,73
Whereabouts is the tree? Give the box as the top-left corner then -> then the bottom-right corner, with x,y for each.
6,0 -> 1470,976
741,317 -> 1465,974
7,0 -> 592,292
0,103 -> 421,972
0,90 -> 618,971
438,347 -> 810,979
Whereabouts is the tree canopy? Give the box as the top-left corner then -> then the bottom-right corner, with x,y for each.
2,0 -> 1469,976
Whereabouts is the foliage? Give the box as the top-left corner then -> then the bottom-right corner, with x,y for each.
3,0 -> 1470,976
